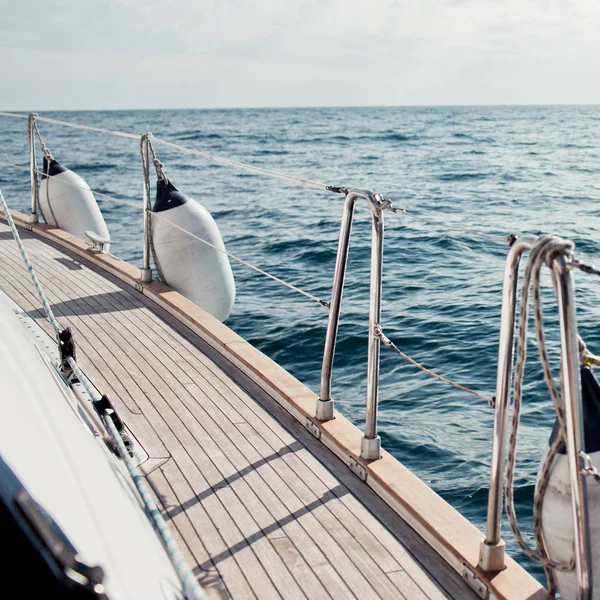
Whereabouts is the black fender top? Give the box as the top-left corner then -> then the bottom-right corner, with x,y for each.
550,366 -> 600,454
153,179 -> 189,213
42,157 -> 67,178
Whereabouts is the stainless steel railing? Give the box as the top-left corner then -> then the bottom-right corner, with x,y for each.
316,188 -> 388,461
478,236 -> 592,600
13,112 -> 594,596
27,113 -> 39,224
140,133 -> 153,283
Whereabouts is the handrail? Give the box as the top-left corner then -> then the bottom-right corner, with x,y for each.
553,254 -> 591,600
27,114 -> 39,224
140,133 -> 153,283
479,235 -> 592,600
479,235 -> 535,572
316,188 -> 387,461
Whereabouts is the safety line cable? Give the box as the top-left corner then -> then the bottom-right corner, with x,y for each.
36,115 -> 140,140
150,211 -> 330,308
0,111 -> 342,193
375,325 -> 494,406
0,161 -> 143,210
0,160 -> 330,307
385,205 -> 507,245
0,187 -> 206,600
0,111 -> 29,119
1,111 -> 517,245
150,136 -> 339,193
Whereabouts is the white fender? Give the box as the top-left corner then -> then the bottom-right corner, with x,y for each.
39,158 -> 110,251
537,366 -> 600,600
151,179 -> 235,322
538,450 -> 600,599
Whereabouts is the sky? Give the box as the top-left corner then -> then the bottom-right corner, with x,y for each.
1,0 -> 600,110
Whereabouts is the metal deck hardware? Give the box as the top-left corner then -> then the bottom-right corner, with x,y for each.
27,113 -> 39,224
304,418 -> 321,439
85,230 -> 110,254
462,565 -> 489,599
140,133 -> 153,283
348,457 -> 367,481
317,189 -> 385,461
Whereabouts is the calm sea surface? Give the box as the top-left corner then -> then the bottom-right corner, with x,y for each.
1,106 -> 599,582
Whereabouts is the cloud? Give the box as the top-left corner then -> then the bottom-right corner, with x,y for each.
0,0 -> 599,109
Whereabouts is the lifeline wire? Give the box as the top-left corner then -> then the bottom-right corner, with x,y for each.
2,111 -> 513,244
0,159 -> 329,307
151,136 -> 338,193
0,111 -> 341,193
0,161 -> 143,210
151,211 -> 331,308
375,325 -> 494,406
386,205 -> 507,245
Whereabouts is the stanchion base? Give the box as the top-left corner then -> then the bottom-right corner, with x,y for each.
478,538 -> 505,573
315,398 -> 334,422
360,435 -> 381,461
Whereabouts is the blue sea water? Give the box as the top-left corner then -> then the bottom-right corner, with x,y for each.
1,106 -> 599,584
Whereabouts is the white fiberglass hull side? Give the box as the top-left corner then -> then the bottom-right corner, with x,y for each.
0,298 -> 182,600
540,450 -> 600,600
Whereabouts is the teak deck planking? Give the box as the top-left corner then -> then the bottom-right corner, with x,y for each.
0,220 -> 476,599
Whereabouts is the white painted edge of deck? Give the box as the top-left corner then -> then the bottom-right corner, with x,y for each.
1,210 -> 551,600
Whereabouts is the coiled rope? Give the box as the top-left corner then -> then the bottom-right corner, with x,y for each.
0,188 -> 206,600
503,234 -> 580,594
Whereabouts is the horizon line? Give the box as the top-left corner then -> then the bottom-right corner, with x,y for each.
2,102 -> 600,114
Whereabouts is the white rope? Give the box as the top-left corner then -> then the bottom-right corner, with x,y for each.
504,234 -> 584,595
376,325 -> 494,406
0,190 -> 61,337
151,211 -> 330,308
66,357 -> 206,600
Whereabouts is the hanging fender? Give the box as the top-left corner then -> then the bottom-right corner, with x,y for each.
39,157 -> 110,252
537,365 -> 600,600
150,179 -> 235,322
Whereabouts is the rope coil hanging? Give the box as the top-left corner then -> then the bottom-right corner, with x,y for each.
502,234 -> 600,594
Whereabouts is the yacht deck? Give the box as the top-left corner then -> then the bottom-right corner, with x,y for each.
0,214 -> 548,600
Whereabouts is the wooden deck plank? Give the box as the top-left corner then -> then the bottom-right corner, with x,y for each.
0,221 -> 482,600
40,259 -> 445,597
